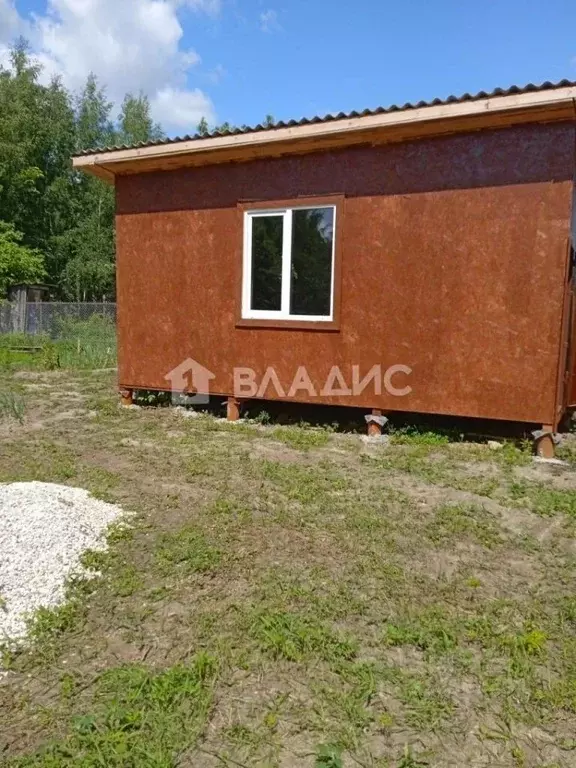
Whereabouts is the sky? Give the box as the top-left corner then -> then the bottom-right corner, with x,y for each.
1,0 -> 576,135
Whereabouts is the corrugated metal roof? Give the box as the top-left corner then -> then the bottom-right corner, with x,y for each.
76,79 -> 576,156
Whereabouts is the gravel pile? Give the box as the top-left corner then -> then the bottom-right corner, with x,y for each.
0,482 -> 123,646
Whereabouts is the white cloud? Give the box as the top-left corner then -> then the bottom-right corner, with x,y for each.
181,0 -> 220,13
0,0 -> 26,65
151,85 -> 214,130
205,62 -> 226,84
1,0 -> 218,131
0,0 -> 20,38
259,8 -> 280,33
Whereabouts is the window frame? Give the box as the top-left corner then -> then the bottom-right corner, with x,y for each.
237,196 -> 343,331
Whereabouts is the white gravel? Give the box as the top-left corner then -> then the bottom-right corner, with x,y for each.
0,482 -> 123,646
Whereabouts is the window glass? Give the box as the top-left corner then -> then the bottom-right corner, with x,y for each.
250,215 -> 283,311
290,207 -> 334,316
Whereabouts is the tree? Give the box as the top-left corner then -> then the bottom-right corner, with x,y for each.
57,73 -> 117,300
0,222 -> 45,294
75,73 -> 115,152
119,92 -> 164,146
196,114 -> 275,137
0,36 -> 276,302
196,116 -> 209,136
0,40 -> 77,281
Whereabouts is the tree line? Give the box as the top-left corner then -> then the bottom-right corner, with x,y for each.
0,39 -> 271,302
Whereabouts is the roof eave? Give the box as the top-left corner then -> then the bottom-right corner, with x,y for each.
73,86 -> 576,183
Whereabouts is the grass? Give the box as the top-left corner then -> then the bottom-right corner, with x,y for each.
315,743 -> 343,767
0,389 -> 25,422
272,424 -> 331,450
1,369 -> 576,766
508,480 -> 576,518
250,611 -> 357,663
424,502 -> 504,548
10,654 -> 217,767
0,317 -> 116,372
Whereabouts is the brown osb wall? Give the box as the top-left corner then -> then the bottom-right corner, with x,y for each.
115,122 -> 575,425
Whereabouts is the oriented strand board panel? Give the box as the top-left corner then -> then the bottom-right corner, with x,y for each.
115,121 -> 575,425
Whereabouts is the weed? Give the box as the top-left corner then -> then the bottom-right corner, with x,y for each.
272,424 -> 330,450
225,723 -> 262,748
494,441 -> 532,467
397,745 -> 430,767
26,599 -> 86,662
398,675 -> 455,730
424,503 -> 503,549
251,611 -> 357,664
110,564 -> 143,597
253,409 -> 271,425
0,318 -> 116,372
315,743 -> 343,768
106,522 -> 134,545
155,527 -> 221,575
509,480 -> 576,518
390,427 -> 450,446
134,390 -> 172,407
40,341 -> 60,370
211,497 -> 251,521
260,459 -> 348,505
9,654 -> 217,767
59,672 -> 79,700
500,626 -> 547,658
384,610 -> 459,657
0,390 -> 25,422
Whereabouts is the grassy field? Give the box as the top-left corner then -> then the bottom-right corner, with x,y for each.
1,370 -> 576,767
0,316 -> 116,372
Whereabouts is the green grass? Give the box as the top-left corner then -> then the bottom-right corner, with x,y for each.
315,743 -> 343,767
9,654 -> 217,767
424,502 -> 504,548
251,610 -> 357,664
0,317 -> 116,372
389,426 -> 451,446
2,369 -> 576,767
272,424 -> 331,450
509,480 -> 576,518
155,526 -> 222,575
384,609 -> 460,658
0,389 -> 25,422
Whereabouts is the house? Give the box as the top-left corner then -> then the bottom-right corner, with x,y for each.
73,80 -> 576,457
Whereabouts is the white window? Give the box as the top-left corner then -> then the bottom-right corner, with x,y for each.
242,205 -> 336,321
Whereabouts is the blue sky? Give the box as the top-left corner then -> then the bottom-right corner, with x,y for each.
3,0 -> 576,132
189,0 -> 576,125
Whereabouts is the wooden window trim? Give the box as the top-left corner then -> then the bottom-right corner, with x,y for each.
236,195 -> 343,331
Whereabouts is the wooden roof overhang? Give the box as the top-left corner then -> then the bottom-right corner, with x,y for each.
73,85 -> 576,184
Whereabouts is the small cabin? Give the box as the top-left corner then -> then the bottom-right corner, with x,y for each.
7,283 -> 51,305
73,80 -> 576,456
6,284 -> 51,334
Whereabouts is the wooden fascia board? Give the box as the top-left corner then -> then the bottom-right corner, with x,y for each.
73,87 -> 576,181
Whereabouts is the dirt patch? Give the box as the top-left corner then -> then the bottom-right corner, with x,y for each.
2,370 -> 576,767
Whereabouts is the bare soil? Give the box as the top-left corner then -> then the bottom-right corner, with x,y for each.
0,370 -> 576,767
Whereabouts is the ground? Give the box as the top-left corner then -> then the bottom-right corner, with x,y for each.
1,370 -> 576,767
